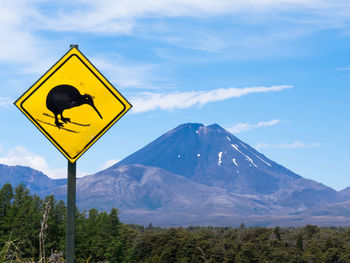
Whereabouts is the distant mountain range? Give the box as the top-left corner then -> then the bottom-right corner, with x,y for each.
0,164 -> 66,192
1,123 -> 349,227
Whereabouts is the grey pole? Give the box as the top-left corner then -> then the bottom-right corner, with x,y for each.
66,160 -> 76,263
66,44 -> 78,263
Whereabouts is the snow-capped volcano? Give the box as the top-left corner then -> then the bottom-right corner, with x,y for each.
119,123 -> 301,194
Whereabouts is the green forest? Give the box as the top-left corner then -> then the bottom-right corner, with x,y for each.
1,183 -> 350,263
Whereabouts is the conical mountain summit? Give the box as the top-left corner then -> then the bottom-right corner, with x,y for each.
120,123 -> 301,194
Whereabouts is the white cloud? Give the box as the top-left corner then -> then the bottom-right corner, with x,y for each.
0,146 -> 66,179
77,170 -> 89,178
1,0 -> 349,72
100,159 -> 120,170
227,119 -> 280,133
0,97 -> 12,107
31,0 -> 350,34
0,1 -> 42,64
130,85 -> 292,113
255,143 -> 273,150
92,57 -> 168,89
336,67 -> 350,71
255,140 -> 320,149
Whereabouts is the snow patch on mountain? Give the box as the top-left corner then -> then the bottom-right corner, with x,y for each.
232,158 -> 238,167
218,152 -> 223,166
254,153 -> 272,167
245,155 -> 257,168
231,144 -> 257,167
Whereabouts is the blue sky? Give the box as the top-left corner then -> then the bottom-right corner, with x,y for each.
0,0 -> 349,190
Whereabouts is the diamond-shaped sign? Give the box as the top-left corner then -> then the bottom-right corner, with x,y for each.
15,46 -> 132,163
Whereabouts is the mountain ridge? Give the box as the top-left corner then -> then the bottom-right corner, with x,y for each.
0,164 -> 66,194
0,123 -> 348,226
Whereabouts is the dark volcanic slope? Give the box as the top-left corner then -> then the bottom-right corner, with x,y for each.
58,164 -> 271,216
118,123 -> 337,202
339,187 -> 350,200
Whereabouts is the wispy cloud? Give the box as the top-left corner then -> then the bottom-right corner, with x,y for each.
1,0 -> 350,74
336,67 -> 350,71
130,85 -> 292,113
100,159 -> 120,170
19,0 -> 349,62
0,146 -> 64,179
31,1 -> 350,34
1,0 -> 349,61
0,97 -> 12,107
92,57 -> 170,90
0,146 -> 87,179
255,141 -> 320,150
0,1 -> 43,64
227,119 -> 280,133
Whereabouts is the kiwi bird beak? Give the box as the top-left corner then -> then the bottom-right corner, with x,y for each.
91,104 -> 103,119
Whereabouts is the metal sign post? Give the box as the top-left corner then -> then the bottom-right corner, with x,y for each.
67,160 -> 76,263
66,44 -> 78,263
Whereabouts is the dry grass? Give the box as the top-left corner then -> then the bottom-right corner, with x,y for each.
197,247 -> 209,263
0,241 -> 92,263
0,240 -> 33,263
39,199 -> 51,263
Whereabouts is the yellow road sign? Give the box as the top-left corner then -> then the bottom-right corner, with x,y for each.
15,46 -> 132,163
